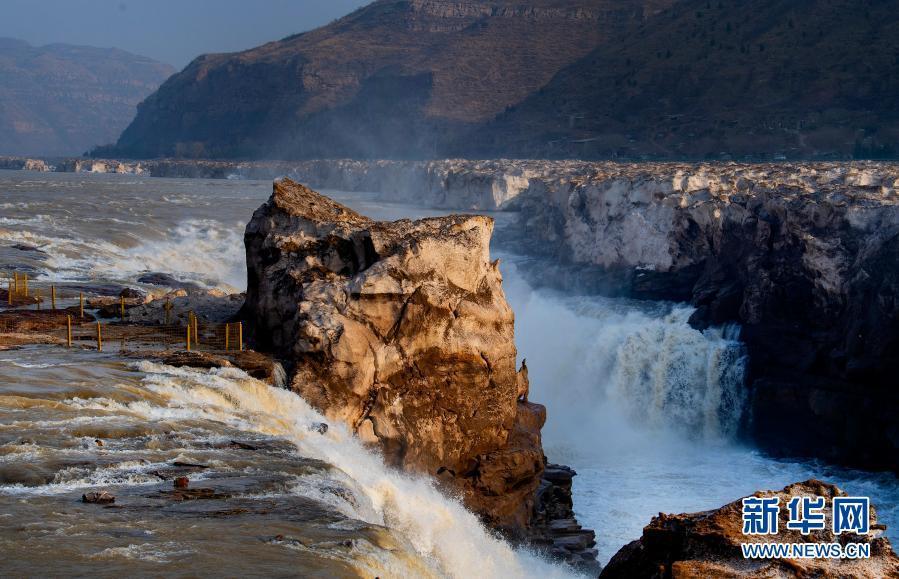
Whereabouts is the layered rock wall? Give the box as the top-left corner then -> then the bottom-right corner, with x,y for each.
506,162 -> 899,471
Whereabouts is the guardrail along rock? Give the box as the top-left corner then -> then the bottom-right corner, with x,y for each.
244,178 -> 548,535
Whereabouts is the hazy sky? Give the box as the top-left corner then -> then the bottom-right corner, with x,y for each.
0,0 -> 370,68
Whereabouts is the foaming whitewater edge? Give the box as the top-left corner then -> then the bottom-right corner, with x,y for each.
0,218 -> 245,291
122,361 -> 579,579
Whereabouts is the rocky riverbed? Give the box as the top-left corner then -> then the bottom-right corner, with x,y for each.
242,178 -> 600,570
6,157 -> 896,471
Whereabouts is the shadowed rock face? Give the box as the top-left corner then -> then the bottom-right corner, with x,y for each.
104,0 -> 673,160
504,161 -> 899,471
601,480 -> 899,579
244,178 -> 546,533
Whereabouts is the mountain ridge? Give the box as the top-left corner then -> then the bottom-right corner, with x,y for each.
0,38 -> 174,156
468,0 -> 899,159
104,0 -> 899,160
105,0 -> 672,159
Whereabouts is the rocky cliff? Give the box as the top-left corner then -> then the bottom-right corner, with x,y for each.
0,38 -> 173,157
243,178 -> 597,567
101,0 -> 672,159
503,161 -> 899,471
101,0 -> 899,161
601,480 -> 899,578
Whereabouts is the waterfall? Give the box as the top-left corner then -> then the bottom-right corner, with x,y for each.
501,258 -> 747,451
119,362 -> 575,579
607,308 -> 746,440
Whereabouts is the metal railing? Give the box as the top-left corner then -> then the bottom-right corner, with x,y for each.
1,271 -> 243,354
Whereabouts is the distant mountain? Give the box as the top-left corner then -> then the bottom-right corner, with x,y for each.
469,0 -> 899,160
0,38 -> 173,156
106,0 -> 674,159
105,0 -> 899,161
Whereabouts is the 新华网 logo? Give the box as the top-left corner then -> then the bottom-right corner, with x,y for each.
740,495 -> 872,560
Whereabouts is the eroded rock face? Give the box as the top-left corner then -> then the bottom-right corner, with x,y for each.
509,162 -> 899,471
601,480 -> 899,579
243,178 -> 545,533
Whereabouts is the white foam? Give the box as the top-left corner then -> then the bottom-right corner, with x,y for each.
123,362 -> 576,579
0,218 -> 245,291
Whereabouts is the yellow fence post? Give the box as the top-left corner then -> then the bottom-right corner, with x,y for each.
120,296 -> 125,322
23,274 -> 28,297
225,323 -> 230,351
238,322 -> 243,352
51,286 -> 57,310
96,322 -> 102,352
192,313 -> 199,347
66,315 -> 72,348
186,324 -> 192,352
79,293 -> 84,318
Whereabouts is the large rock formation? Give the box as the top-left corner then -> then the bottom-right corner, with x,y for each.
601,480 -> 899,578
0,38 -> 173,157
506,161 -> 899,471
100,1 -> 899,161
243,178 -> 549,537
101,0 -> 674,160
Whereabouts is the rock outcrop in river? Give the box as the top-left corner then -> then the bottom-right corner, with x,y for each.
9,156 -> 897,471
505,162 -> 899,472
601,480 -> 899,579
243,179 -> 596,566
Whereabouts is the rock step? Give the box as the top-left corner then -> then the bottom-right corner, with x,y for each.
548,518 -> 582,532
552,531 -> 596,552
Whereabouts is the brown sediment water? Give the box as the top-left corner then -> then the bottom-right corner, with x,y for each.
2,169 -> 896,570
0,346 -> 571,577
0,347 -> 404,576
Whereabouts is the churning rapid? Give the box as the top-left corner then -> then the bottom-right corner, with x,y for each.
0,348 -> 568,577
1,170 -> 897,572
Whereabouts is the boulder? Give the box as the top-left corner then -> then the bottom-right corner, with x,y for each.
601,480 -> 899,579
82,491 -> 115,504
244,178 -> 545,534
124,289 -> 244,324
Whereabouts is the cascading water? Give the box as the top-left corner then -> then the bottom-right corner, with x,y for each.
1,170 -> 896,572
499,255 -> 899,564
128,362 -> 572,578
0,348 -> 574,577
500,256 -> 747,449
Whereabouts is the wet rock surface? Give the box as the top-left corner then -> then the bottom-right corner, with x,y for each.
601,480 -> 899,579
156,350 -> 278,384
136,272 -> 204,291
530,464 -> 602,575
243,178 -> 591,561
123,289 -> 244,324
500,161 -> 899,471
82,491 -> 115,504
